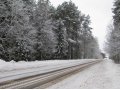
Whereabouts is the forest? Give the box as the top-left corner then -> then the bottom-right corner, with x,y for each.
0,0 -> 102,62
106,0 -> 120,63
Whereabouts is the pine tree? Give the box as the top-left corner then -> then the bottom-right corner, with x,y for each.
0,0 -> 36,61
54,18 -> 68,59
32,0 -> 57,60
82,15 -> 92,58
106,0 -> 120,63
55,1 -> 81,59
113,0 -> 120,25
0,0 -> 102,61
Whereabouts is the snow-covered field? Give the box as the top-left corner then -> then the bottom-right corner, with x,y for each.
48,59 -> 120,89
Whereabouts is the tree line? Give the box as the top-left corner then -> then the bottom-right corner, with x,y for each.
105,0 -> 120,63
0,0 -> 102,62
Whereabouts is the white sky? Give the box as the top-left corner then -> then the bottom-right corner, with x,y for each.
50,0 -> 114,52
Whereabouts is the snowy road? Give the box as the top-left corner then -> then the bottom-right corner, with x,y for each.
48,59 -> 120,89
0,59 -> 100,84
0,60 -> 100,89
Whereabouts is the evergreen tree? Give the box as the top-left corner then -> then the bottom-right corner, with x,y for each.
106,0 -> 120,63
0,0 -> 36,61
82,15 -> 92,58
0,0 -> 102,61
54,18 -> 68,59
113,0 -> 120,25
55,1 -> 81,59
32,0 -> 57,60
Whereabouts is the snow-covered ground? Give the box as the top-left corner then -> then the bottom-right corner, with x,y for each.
0,59 -> 98,72
0,59 -> 100,83
0,60 -> 69,72
48,59 -> 120,89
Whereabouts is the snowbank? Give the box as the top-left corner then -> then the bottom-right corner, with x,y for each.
0,59 -> 66,72
0,59 -> 101,72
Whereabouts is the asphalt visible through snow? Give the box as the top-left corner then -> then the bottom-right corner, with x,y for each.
48,59 -> 120,89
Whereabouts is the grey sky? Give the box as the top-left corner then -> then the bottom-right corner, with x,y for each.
50,0 -> 114,52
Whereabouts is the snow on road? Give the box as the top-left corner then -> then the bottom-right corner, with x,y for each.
0,59 -> 101,83
48,59 -> 120,89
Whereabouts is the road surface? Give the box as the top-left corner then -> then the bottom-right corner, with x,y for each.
48,59 -> 120,89
0,59 -> 100,89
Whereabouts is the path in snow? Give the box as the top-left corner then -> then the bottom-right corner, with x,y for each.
48,59 -> 120,89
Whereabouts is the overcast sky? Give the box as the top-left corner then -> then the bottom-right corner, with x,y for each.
50,0 -> 114,52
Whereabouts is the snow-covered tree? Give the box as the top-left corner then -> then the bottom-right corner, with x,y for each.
86,37 -> 102,59
0,0 -> 36,61
52,1 -> 101,60
54,18 -> 68,59
105,0 -> 120,63
81,15 -> 93,58
32,0 -> 57,60
36,19 -> 57,60
55,1 -> 82,59
0,0 -> 102,61
105,23 -> 120,63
